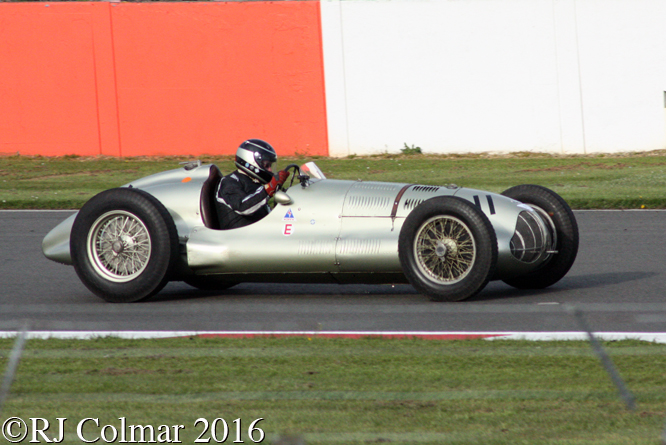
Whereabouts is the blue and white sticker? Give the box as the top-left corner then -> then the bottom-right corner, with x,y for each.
283,208 -> 295,221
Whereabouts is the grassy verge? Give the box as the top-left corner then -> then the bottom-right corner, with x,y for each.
1,336 -> 665,444
2,152 -> 666,209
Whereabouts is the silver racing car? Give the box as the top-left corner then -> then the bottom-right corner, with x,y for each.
42,161 -> 578,303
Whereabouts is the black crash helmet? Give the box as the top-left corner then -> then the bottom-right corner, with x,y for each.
234,139 -> 277,184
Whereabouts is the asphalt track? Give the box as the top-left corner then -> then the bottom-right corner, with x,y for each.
2,210 -> 666,337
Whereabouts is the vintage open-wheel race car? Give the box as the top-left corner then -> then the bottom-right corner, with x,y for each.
42,161 -> 578,303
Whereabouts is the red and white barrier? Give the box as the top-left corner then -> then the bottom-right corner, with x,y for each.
2,1 -> 666,157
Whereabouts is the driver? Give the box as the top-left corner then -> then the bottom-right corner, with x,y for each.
215,139 -> 290,230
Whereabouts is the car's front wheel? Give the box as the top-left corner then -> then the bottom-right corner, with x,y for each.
501,184 -> 578,289
70,188 -> 179,302
399,196 -> 498,302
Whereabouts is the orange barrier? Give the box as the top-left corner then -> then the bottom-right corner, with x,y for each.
0,2 -> 328,157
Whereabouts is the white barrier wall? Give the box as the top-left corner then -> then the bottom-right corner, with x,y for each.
321,0 -> 666,156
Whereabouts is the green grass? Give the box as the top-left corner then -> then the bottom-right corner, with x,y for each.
1,336 -> 666,444
2,151 -> 666,209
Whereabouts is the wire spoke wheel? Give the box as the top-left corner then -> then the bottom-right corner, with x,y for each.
87,210 -> 152,282
399,196 -> 496,302
414,216 -> 476,285
71,188 -> 178,302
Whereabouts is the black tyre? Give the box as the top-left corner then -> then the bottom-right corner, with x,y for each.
183,276 -> 238,291
501,184 -> 578,289
399,196 -> 498,302
70,188 -> 179,303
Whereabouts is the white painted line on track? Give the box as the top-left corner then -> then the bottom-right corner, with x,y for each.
5,209 -> 666,213
0,209 -> 76,212
573,209 -> 666,212
0,331 -> 665,342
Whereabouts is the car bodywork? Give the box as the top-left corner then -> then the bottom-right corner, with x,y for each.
43,162 -> 575,301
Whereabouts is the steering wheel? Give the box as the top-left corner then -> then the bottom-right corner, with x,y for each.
278,164 -> 307,191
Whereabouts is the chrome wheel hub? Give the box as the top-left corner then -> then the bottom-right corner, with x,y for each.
87,211 -> 151,283
435,239 -> 458,258
112,240 -> 125,254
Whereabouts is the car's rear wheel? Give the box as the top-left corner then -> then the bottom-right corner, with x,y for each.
501,184 -> 578,289
71,188 -> 179,302
399,196 -> 497,302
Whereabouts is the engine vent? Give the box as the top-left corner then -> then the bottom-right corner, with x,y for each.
352,183 -> 402,191
403,198 -> 425,210
299,240 -> 335,256
510,211 -> 549,263
412,185 -> 440,193
337,239 -> 381,255
346,195 -> 392,210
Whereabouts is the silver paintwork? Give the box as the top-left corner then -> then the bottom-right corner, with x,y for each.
42,212 -> 76,265
42,162 -> 554,283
